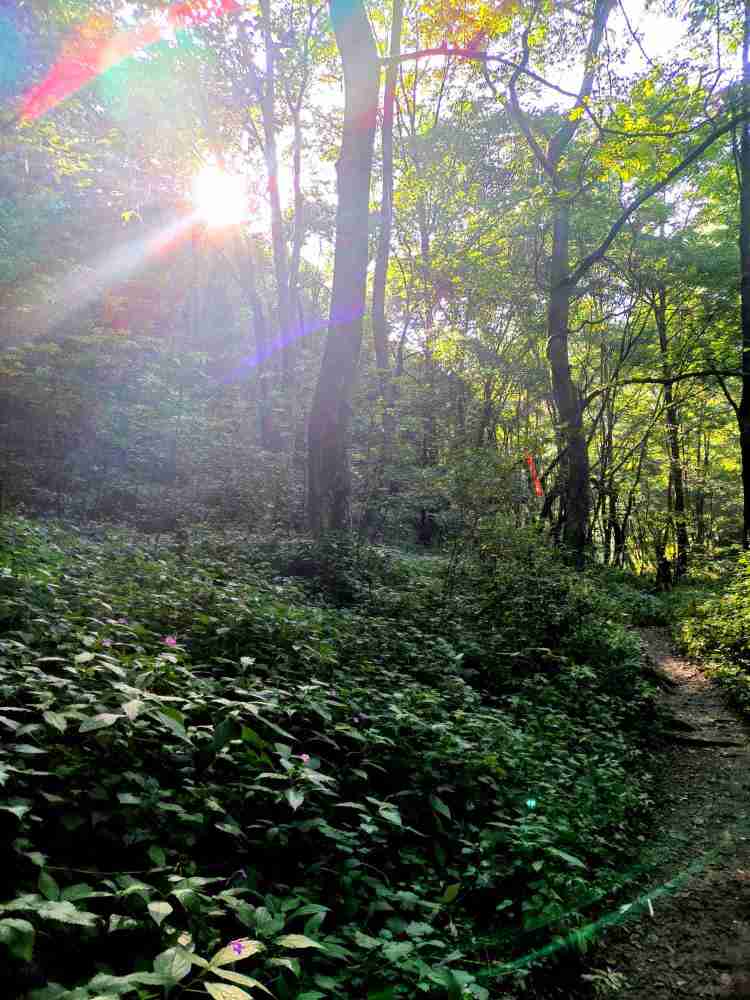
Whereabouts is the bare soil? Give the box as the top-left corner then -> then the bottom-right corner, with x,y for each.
582,628 -> 750,999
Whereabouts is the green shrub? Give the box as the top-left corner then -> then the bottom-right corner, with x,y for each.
0,515 -> 658,999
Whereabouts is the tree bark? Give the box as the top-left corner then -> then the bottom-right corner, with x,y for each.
371,0 -> 403,378
307,0 -> 379,533
740,0 -> 750,548
654,284 -> 689,576
259,0 -> 295,388
547,202 -> 590,561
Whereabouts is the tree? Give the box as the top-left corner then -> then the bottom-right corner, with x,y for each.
307,0 -> 379,533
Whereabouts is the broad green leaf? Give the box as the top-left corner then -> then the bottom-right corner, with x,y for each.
268,957 -> 300,975
211,938 -> 265,966
148,846 -> 166,867
430,795 -> 451,819
440,883 -> 461,903
38,871 -> 60,901
276,933 -> 325,950
121,700 -> 143,721
153,710 -> 190,743
79,714 -> 121,733
153,947 -> 192,983
214,968 -> 272,994
147,901 -> 173,926
37,900 -> 99,926
0,918 -> 34,961
286,787 -> 304,811
43,711 -> 67,733
204,984 -> 252,1000
547,847 -> 586,868
75,651 -> 96,664
353,930 -> 381,950
383,940 -> 414,961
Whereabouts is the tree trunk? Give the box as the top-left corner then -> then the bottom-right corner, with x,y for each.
307,0 -> 379,533
740,0 -> 750,548
371,0 -> 403,379
259,0 -> 295,388
547,202 -> 590,562
654,284 -> 689,576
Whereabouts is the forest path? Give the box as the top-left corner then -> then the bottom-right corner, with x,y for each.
588,627 -> 750,999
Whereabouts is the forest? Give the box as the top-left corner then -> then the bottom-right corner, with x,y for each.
3,0 -> 750,997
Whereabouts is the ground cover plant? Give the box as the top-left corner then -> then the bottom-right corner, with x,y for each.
0,515 -> 664,1000
677,550 -> 750,713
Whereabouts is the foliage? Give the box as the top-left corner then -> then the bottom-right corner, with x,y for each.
677,551 -> 750,712
0,514 -> 661,998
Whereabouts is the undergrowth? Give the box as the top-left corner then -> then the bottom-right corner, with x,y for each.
677,550 -> 750,713
0,516 -> 661,1000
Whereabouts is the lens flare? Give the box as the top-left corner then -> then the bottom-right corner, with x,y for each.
191,165 -> 249,227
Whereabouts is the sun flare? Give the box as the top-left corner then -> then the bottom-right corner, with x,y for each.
191,165 -> 249,227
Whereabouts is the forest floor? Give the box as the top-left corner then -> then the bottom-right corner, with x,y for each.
580,628 -> 750,999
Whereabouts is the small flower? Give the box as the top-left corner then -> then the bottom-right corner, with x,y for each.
230,939 -> 244,956
102,639 -> 112,647
163,636 -> 178,646
117,618 -> 128,624
299,753 -> 310,764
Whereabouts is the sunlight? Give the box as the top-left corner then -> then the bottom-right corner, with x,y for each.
191,164 -> 249,227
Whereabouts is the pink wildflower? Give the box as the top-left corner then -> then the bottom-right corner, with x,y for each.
163,636 -> 178,646
299,753 -> 310,764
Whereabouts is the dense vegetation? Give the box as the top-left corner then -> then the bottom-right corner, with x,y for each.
4,0 -> 750,996
0,515 -> 667,999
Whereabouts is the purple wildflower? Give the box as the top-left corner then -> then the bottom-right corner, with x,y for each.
230,939 -> 244,956
102,639 -> 112,647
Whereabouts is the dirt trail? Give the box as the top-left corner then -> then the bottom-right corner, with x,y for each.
588,628 -> 750,999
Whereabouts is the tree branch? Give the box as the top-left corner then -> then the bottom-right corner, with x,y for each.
568,113 -> 749,288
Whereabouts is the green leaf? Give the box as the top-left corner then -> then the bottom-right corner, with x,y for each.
286,787 -> 305,811
43,711 -> 68,733
440,883 -> 460,903
204,984 -> 253,1000
153,947 -> 192,983
383,941 -> 414,961
38,871 -> 60,901
212,717 -> 239,751
148,846 -> 166,867
214,969 -> 273,994
121,700 -> 143,721
147,901 -> 173,926
353,930 -> 381,950
210,939 -> 265,966
430,795 -> 451,819
268,957 -> 300,975
0,918 -> 34,961
276,934 -> 326,950
547,847 -> 586,868
75,651 -> 96,664
79,714 -> 121,733
153,709 -> 190,742
37,900 -> 99,926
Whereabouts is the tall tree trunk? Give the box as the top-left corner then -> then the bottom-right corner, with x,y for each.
371,0 -> 403,379
547,202 -> 590,561
739,0 -> 750,548
307,0 -> 379,533
654,284 -> 689,576
259,0 -> 294,388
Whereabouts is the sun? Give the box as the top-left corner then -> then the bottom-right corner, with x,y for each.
191,165 -> 249,227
